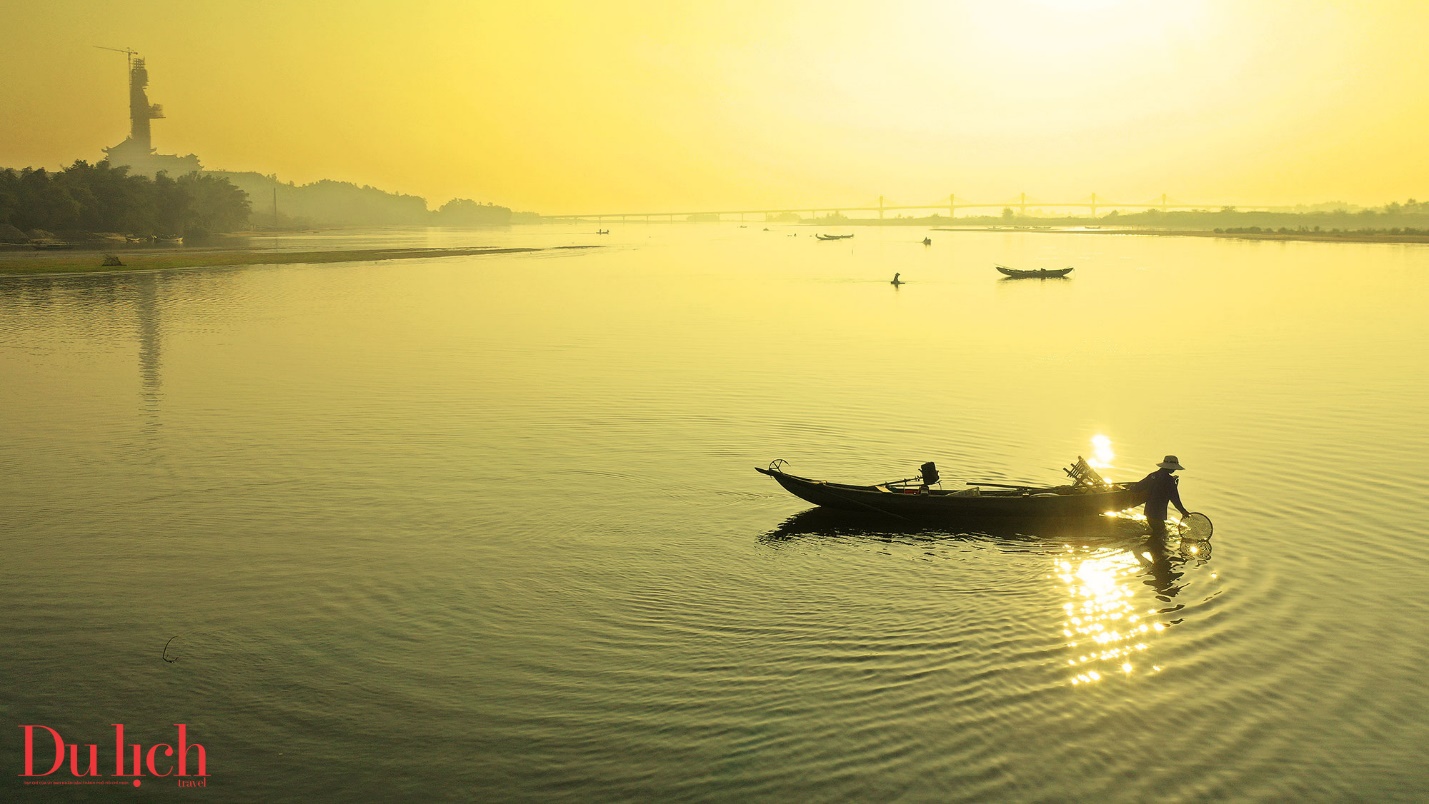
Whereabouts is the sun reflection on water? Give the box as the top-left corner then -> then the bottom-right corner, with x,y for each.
1057,547 -> 1164,686
1086,434 -> 1118,483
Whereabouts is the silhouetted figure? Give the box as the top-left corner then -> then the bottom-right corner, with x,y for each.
922,237 -> 932,245
1136,455 -> 1190,545
890,272 -> 903,286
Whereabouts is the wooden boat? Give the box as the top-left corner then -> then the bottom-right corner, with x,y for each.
756,460 -> 1143,520
816,233 -> 855,241
996,264 -> 1073,279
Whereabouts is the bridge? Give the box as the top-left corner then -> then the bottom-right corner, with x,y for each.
545,193 -> 1281,222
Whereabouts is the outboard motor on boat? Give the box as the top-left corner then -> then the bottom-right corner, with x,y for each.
920,462 -> 940,485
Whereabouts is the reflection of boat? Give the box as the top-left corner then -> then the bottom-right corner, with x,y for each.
756,461 -> 1142,520
761,506 -> 1138,543
816,233 -> 854,241
996,264 -> 1073,279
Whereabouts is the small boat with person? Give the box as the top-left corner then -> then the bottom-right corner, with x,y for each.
996,264 -> 1073,279
816,233 -> 855,241
756,457 -> 1143,520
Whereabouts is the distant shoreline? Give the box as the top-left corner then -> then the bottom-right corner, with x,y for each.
927,226 -> 1429,245
0,244 -> 597,277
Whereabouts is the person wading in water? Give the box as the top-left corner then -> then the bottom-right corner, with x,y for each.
1137,455 -> 1191,545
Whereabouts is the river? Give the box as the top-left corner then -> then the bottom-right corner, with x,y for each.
2,224 -> 1426,800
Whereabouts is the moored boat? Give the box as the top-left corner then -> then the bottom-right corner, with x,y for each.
816,233 -> 855,240
996,264 -> 1073,278
756,459 -> 1142,520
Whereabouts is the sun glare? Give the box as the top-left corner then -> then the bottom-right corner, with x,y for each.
1089,435 -> 1115,473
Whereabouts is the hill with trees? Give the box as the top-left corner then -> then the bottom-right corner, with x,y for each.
1,161 -> 524,245
210,171 -> 513,229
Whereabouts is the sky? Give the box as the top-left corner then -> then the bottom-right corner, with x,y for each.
1,0 -> 1426,214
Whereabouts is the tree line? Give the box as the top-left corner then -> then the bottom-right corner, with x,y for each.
981,201 -> 1429,230
0,160 -> 251,242
212,170 -> 515,229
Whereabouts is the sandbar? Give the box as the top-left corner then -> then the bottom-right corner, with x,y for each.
0,245 -> 597,277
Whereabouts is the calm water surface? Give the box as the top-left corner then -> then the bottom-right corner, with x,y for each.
2,225 -> 1427,801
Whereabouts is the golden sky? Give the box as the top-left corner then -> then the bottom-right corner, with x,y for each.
1,0 -> 1426,213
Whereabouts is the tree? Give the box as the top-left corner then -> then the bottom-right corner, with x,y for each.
0,161 -> 250,237
179,172 -> 251,235
434,197 -> 512,226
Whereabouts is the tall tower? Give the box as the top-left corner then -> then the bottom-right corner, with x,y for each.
127,56 -> 165,151
100,50 -> 201,177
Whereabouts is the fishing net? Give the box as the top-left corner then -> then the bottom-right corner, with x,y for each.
1178,512 -> 1213,541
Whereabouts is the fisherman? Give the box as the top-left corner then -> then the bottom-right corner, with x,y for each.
891,272 -> 903,285
1136,455 -> 1191,543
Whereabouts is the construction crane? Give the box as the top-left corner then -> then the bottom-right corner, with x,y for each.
94,45 -> 164,149
94,45 -> 139,70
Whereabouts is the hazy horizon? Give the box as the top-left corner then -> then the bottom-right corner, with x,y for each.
2,0 -> 1426,214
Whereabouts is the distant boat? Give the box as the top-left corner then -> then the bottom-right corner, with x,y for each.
596,229 -> 610,235
921,237 -> 932,245
31,240 -> 75,250
816,233 -> 854,241
157,235 -> 183,245
996,264 -> 1073,279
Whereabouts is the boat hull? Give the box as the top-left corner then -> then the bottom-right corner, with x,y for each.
756,467 -> 1143,519
996,265 -> 1073,278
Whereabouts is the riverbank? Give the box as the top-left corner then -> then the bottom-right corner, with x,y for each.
1133,228 -> 1429,244
0,244 -> 597,277
929,226 -> 1429,244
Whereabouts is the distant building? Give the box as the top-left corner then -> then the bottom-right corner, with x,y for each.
101,53 -> 202,177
